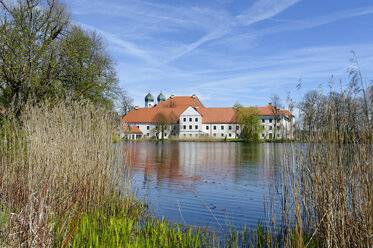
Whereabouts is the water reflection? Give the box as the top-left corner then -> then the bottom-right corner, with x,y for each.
121,142 -> 283,230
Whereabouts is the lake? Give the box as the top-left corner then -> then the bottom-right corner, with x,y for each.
120,142 -> 284,231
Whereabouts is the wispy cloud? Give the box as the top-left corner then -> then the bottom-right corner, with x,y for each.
254,5 -> 373,36
235,0 -> 300,26
163,0 -> 301,64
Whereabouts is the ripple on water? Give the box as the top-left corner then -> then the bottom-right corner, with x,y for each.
122,142 -> 283,231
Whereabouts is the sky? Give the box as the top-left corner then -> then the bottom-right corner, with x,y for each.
63,0 -> 373,109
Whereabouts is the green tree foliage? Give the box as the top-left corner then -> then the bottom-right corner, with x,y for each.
153,112 -> 169,140
234,103 -> 263,142
0,0 -> 119,118
59,26 -> 119,107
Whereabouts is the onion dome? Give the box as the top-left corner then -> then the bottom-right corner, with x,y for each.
157,92 -> 166,102
145,92 -> 154,102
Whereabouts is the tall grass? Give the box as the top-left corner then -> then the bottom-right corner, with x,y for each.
271,83 -> 373,247
0,99 -> 129,246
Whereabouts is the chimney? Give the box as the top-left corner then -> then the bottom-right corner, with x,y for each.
170,94 -> 174,99
268,102 -> 272,106
134,106 -> 139,110
192,94 -> 196,99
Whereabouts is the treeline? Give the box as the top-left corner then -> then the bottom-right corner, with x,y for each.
297,73 -> 373,142
0,0 -> 124,119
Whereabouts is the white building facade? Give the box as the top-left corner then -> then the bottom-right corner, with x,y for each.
121,93 -> 294,140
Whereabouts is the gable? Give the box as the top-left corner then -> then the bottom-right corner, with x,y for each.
180,106 -> 201,117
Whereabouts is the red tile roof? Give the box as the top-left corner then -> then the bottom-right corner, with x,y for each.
122,106 -> 188,124
197,108 -> 238,124
281,110 -> 294,117
121,98 -> 293,124
197,105 -> 293,123
157,96 -> 205,108
122,125 -> 143,134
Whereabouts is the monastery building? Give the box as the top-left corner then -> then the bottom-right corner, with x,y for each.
121,92 -> 294,140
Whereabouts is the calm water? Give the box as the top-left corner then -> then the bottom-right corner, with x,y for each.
120,142 -> 284,231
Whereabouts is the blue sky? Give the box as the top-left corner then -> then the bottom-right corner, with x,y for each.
64,0 -> 373,109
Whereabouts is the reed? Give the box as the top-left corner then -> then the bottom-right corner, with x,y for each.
270,82 -> 373,247
0,99 -> 129,246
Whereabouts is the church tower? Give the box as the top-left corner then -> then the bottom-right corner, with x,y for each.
157,92 -> 166,104
145,92 -> 154,108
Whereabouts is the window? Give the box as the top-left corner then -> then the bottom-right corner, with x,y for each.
229,133 -> 232,137
269,119 -> 272,123
195,134 -> 198,137
262,134 -> 265,137
195,118 -> 198,122
189,125 -> 192,130
213,126 -> 216,130
229,126 -> 232,130
206,126 -> 209,130
147,126 -> 149,130
262,119 -> 265,123
262,125 -> 264,128
236,125 -> 240,130
195,125 -> 198,129
164,133 -> 167,137
269,126 -> 272,130
221,126 -> 224,130
137,126 -> 139,128
213,133 -> 216,137
221,134 -> 224,137
189,118 -> 192,122
183,125 -> 186,130
147,133 -> 149,136
189,134 -> 192,137
183,118 -> 186,122
184,134 -> 186,137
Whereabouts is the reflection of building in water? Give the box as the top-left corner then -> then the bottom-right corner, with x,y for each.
123,142 -> 201,190
123,142 -> 284,188
178,142 -> 241,175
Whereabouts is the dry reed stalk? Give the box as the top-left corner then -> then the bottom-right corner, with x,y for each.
274,85 -> 373,247
0,99 -> 129,246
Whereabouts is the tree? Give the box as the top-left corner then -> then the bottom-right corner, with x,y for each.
153,112 -> 169,140
0,0 -> 70,117
58,26 -> 119,108
270,94 -> 282,139
0,0 -> 120,118
234,103 -> 263,142
298,90 -> 325,137
118,90 -> 134,117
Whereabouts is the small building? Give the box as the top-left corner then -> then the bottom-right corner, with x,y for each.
121,93 -> 294,140
120,125 -> 143,140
